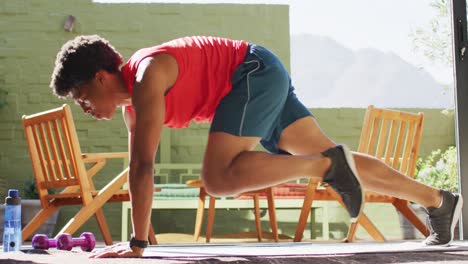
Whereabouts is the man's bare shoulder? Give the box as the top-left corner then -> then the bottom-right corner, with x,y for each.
136,53 -> 178,93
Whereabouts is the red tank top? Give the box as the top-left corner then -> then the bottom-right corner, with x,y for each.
121,36 -> 249,128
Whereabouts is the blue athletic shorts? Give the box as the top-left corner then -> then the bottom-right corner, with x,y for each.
210,44 -> 313,154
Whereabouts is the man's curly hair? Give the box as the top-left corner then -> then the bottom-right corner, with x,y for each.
50,35 -> 123,98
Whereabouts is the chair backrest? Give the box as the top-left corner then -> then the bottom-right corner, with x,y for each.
358,105 -> 424,178
22,104 -> 90,205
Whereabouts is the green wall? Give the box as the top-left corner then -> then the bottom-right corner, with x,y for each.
0,0 -> 290,241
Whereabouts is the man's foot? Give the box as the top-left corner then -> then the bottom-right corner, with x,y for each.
321,144 -> 364,222
423,190 -> 463,246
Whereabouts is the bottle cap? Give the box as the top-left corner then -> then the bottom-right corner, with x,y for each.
8,189 -> 19,198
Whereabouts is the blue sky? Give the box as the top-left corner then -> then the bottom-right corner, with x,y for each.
97,0 -> 452,84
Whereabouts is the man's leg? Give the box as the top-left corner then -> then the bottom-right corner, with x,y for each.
277,116 -> 442,209
277,116 -> 463,246
205,116 -> 443,211
201,131 -> 331,197
203,112 -> 364,218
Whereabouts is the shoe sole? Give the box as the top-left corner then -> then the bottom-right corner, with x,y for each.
340,144 -> 365,223
423,193 -> 463,247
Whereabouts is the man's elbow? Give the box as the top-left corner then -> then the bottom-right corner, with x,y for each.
129,159 -> 154,177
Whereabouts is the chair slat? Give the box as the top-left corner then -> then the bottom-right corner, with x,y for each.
392,121 -> 407,170
400,121 -> 416,175
367,116 -> 381,155
60,117 -> 78,178
31,124 -> 50,182
46,121 -> 65,182
357,106 -> 374,153
375,118 -> 389,158
53,119 -> 73,180
383,119 -> 398,166
407,113 -> 425,178
38,122 -> 57,182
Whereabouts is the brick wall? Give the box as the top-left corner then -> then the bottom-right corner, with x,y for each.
0,0 -> 290,240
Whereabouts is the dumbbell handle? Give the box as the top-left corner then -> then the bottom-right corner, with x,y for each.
70,237 -> 88,245
47,239 -> 57,248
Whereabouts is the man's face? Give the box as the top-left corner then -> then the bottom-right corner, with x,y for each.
71,75 -> 117,120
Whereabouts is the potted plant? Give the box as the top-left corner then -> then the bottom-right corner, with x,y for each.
399,146 -> 459,240
416,146 -> 458,193
22,179 -> 60,240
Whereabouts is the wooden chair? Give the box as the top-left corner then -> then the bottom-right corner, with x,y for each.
186,179 -> 279,242
294,105 -> 430,242
21,104 -> 157,245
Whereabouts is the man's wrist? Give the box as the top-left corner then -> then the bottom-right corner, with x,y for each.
129,235 -> 148,249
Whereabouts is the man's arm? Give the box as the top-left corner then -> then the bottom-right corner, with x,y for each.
126,55 -> 176,255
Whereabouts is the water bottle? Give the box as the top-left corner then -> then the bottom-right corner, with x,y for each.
3,189 -> 21,252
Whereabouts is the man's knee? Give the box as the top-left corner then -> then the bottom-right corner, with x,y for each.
202,166 -> 237,197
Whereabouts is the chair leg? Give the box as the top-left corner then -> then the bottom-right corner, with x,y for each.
360,214 -> 386,242
148,223 -> 158,245
344,213 -> 386,242
266,188 -> 279,242
294,180 -> 319,242
253,194 -> 263,242
94,209 -> 113,245
393,199 -> 429,237
345,222 -> 359,243
205,195 -> 216,243
194,187 -> 206,241
22,206 -> 59,241
326,187 -> 360,242
326,188 -> 385,243
57,205 -> 99,238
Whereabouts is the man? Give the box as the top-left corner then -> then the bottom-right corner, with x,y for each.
49,35 -> 462,258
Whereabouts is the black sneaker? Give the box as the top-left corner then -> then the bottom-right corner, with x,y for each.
321,144 -> 364,222
423,190 -> 463,246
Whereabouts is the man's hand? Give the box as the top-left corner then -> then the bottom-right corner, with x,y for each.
89,242 -> 144,258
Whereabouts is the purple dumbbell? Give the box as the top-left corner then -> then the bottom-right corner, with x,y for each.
32,234 -> 58,250
56,232 -> 96,252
